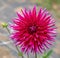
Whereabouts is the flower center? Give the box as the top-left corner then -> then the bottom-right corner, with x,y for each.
28,25 -> 37,34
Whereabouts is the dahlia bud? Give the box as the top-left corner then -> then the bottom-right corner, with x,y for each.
1,22 -> 8,28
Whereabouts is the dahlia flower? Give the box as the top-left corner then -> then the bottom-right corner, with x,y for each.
11,6 -> 56,54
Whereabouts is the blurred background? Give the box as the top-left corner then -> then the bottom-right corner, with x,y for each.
0,0 -> 60,58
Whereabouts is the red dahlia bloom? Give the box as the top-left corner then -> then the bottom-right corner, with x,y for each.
11,6 -> 56,53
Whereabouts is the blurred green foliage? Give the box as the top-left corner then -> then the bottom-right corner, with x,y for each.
36,0 -> 60,10
18,52 -> 23,56
38,50 -> 53,58
43,50 -> 53,58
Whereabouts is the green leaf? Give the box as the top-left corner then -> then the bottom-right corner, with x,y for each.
18,52 -> 23,56
43,50 -> 53,58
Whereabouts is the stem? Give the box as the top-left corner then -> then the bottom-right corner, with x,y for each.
16,46 -> 24,58
35,53 -> 37,58
27,53 -> 29,58
5,27 -> 24,58
6,27 -> 10,34
22,55 -> 24,58
15,46 -> 20,53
